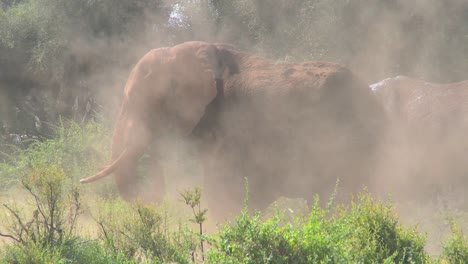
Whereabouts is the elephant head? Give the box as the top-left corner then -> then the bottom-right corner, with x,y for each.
80,41 -> 237,200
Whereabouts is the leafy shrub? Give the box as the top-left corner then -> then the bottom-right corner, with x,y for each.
207,192 -> 428,263
207,211 -> 304,263
95,199 -> 195,264
440,221 -> 468,264
0,163 -> 79,246
1,238 -> 142,264
0,129 -> 136,263
345,193 -> 428,263
0,120 -> 110,191
1,242 -> 64,264
0,154 -> 82,262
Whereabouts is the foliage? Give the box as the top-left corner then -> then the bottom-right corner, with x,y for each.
440,221 -> 468,264
95,199 -> 195,264
180,187 -> 209,262
0,137 -> 465,263
345,193 -> 428,263
0,0 -> 173,135
0,120 -> 465,262
0,122 -> 193,263
0,166 -> 79,247
207,193 -> 429,263
0,0 -> 171,77
0,150 -> 110,263
0,119 -> 110,190
2,234 -> 139,264
1,242 -> 64,264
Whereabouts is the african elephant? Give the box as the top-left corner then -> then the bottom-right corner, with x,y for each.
371,76 -> 468,132
370,76 -> 468,203
81,41 -> 388,216
80,41 -> 236,200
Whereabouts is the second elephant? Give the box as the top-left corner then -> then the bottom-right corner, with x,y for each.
370,76 -> 468,203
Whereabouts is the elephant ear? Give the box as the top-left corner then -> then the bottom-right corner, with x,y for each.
189,44 -> 239,139
189,66 -> 225,139
215,44 -> 240,77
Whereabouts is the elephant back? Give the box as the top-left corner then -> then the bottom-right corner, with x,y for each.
207,51 -> 388,204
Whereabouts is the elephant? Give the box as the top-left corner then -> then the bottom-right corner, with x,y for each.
80,41 -> 388,217
370,76 -> 468,204
80,41 -> 236,200
371,76 -> 468,133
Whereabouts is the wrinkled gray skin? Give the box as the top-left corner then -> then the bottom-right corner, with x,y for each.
81,41 -> 388,218
370,76 -> 468,204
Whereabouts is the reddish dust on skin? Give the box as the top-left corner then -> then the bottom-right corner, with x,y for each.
80,42 -> 222,201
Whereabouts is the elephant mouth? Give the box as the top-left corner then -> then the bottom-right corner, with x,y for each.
79,147 -> 129,183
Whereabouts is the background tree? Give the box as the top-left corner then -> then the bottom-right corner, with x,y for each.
0,0 -> 172,137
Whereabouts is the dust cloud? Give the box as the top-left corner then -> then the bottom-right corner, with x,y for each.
174,1 -> 468,254
1,0 -> 467,255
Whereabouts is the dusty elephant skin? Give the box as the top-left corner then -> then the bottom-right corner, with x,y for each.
79,41 -> 236,200
370,76 -> 468,203
80,41 -> 388,217
371,76 -> 468,131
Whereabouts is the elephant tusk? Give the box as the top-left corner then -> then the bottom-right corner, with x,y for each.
79,148 -> 129,183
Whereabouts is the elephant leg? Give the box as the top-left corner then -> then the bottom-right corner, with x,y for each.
203,168 -> 246,221
203,156 -> 286,219
141,158 -> 166,203
198,140 -> 242,220
113,147 -> 166,202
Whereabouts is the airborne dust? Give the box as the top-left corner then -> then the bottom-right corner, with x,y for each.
1,0 -> 467,255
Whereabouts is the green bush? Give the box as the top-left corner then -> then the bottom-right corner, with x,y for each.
0,152 -> 81,263
440,221 -> 468,264
1,242 -> 64,264
0,162 -> 79,246
345,193 -> 428,263
207,193 -> 428,263
0,120 -> 110,191
1,238 -> 139,264
95,199 -> 196,264
0,120 -> 159,263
